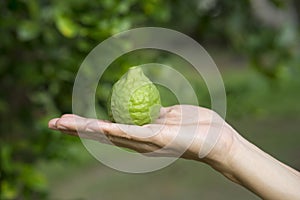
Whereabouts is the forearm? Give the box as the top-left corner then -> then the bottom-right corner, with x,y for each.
217,129 -> 300,200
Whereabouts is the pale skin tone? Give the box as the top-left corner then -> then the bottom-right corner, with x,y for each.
48,105 -> 300,200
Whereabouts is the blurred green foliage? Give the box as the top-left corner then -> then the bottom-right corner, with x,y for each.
0,0 -> 299,199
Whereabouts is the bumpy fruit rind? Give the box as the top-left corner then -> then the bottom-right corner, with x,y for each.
109,67 -> 161,125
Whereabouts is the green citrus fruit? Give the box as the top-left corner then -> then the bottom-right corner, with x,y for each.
108,66 -> 161,125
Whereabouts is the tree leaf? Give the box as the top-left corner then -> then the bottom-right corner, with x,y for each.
55,14 -> 78,38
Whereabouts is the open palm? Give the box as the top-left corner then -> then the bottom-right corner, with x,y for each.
48,105 -> 233,161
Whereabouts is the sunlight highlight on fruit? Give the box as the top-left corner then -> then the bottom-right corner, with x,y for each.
109,66 -> 161,125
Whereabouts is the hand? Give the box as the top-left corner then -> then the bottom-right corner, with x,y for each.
48,105 -> 236,164
48,105 -> 237,164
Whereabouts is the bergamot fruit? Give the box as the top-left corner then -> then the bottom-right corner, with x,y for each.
108,66 -> 161,125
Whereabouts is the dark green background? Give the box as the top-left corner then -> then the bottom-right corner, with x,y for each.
1,0 -> 300,199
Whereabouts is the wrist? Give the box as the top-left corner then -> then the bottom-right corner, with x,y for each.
201,124 -> 243,182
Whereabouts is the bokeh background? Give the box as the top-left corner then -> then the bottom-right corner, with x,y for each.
1,0 -> 300,199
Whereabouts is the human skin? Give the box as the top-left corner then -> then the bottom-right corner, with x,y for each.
48,105 -> 300,200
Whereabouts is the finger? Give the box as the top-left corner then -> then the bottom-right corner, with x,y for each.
67,130 -> 115,145
50,114 -> 111,135
49,115 -> 165,153
54,114 -> 160,143
57,124 -> 162,154
48,118 -> 60,130
54,114 -> 100,132
107,136 -> 160,154
56,126 -> 114,145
